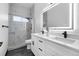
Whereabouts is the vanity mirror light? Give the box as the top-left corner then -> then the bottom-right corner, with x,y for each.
41,3 -> 74,31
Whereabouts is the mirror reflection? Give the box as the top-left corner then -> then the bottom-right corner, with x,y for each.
43,3 -> 73,30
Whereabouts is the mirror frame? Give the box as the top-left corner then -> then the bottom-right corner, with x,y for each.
41,3 -> 74,31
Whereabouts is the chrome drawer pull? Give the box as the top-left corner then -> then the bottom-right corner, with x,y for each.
39,40 -> 43,43
39,48 -> 43,51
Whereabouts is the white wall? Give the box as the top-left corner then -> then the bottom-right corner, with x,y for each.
9,3 -> 31,18
73,4 -> 79,35
30,4 -> 35,33
0,3 -> 8,56
31,3 -> 49,33
69,3 -> 79,35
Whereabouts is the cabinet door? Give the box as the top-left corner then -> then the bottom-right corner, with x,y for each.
31,36 -> 39,56
44,41 -> 62,56
31,36 -> 48,56
45,39 -> 79,56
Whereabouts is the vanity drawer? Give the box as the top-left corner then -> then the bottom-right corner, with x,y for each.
37,46 -> 47,56
37,37 -> 45,47
38,38 -> 46,44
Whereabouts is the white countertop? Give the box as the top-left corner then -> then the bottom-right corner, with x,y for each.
32,33 -> 79,51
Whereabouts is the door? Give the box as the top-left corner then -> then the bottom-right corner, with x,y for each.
14,21 -> 27,49
8,16 -> 28,50
0,3 -> 8,56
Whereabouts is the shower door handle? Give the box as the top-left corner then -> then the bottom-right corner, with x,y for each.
2,25 -> 8,28
0,42 -> 3,47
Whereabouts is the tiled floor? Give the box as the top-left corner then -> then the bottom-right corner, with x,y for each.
6,46 -> 35,56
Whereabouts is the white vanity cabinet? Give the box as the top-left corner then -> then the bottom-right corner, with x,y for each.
31,35 -> 47,56
31,34 -> 79,56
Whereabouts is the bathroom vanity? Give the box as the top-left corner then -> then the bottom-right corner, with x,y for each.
31,3 -> 77,56
31,33 -> 79,56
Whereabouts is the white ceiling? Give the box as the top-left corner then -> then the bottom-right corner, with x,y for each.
12,3 -> 34,8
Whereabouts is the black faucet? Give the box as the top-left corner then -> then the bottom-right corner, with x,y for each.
41,30 -> 44,34
62,31 -> 67,38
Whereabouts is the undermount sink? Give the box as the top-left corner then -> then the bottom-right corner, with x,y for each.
54,37 -> 76,44
37,33 -> 76,44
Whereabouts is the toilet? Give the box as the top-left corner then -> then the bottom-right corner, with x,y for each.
25,40 -> 32,49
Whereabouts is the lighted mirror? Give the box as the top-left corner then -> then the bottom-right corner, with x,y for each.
42,3 -> 74,31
